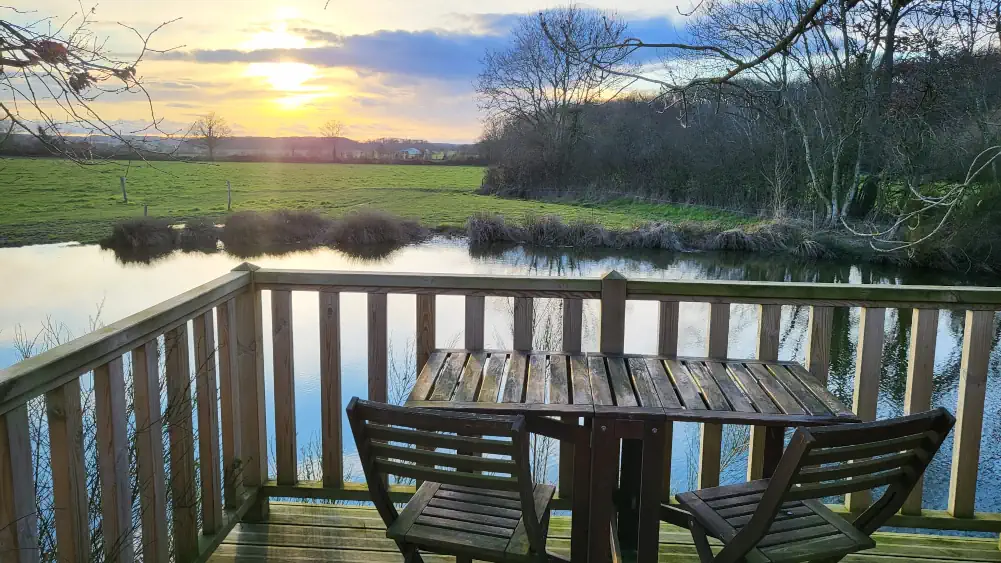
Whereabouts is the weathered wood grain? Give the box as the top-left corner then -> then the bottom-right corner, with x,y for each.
195,310 -> 224,533
95,357 -> 135,562
132,340 -> 170,563
319,291 -> 342,488
903,308 -> 939,515
949,310 -> 996,518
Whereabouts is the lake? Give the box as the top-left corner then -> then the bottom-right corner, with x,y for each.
1,239 -> 999,524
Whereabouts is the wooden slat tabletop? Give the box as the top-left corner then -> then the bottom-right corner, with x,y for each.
406,350 -> 859,426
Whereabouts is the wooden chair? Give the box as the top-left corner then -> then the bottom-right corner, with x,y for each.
347,397 -> 557,563
667,408 -> 955,563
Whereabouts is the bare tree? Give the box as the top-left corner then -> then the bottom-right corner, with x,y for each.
476,6 -> 633,187
0,5 -> 177,162
319,119 -> 344,161
190,111 -> 232,161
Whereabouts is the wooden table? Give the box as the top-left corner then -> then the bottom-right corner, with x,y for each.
406,349 -> 859,563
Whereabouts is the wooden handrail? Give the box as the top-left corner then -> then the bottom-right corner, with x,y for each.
253,268 -> 1001,308
0,270 -> 251,415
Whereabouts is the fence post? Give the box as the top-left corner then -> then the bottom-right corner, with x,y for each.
227,180 -> 232,211
120,176 -> 127,203
233,262 -> 269,521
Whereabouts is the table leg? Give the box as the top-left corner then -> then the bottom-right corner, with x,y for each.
617,438 -> 642,548
762,426 -> 785,478
637,420 -> 666,563
571,418 -> 592,563
588,417 -> 616,563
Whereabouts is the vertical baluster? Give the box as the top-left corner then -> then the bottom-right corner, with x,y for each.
235,279 -> 269,521
272,290 -> 297,485
658,300 -> 679,501
132,341 -> 169,563
46,379 -> 88,563
320,290 -> 343,488
0,405 -> 38,563
513,297 -> 533,351
217,300 -> 244,508
369,293 -> 388,402
699,303 -> 729,489
560,298 -> 583,500
465,295 -> 484,351
417,294 -> 438,371
94,357 -> 135,562
600,272 -> 627,355
194,310 -> 223,533
806,306 -> 834,384
165,326 -> 198,560
845,307 -> 886,512
747,304 -> 781,482
903,309 -> 939,515
949,310 -> 995,518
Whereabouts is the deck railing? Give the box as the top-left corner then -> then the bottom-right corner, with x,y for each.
1,264 -> 1000,562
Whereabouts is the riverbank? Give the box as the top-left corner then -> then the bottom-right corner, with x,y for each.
0,158 -> 746,246
97,208 -> 984,276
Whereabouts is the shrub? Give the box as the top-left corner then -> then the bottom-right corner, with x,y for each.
324,210 -> 428,248
103,217 -> 176,249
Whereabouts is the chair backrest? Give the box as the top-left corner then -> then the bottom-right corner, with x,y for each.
740,409 -> 955,544
346,398 -> 545,553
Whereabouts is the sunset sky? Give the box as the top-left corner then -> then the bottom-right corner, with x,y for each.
15,1 -> 690,143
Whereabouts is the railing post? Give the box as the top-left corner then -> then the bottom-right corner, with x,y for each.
320,290 -> 343,488
903,309 -> 939,516
949,310 -> 995,518
369,293 -> 388,402
46,379 -> 89,563
700,303 -> 729,489
600,272 -> 626,355
272,289 -> 297,485
513,297 -> 533,351
806,306 -> 833,384
846,307 -> 886,512
0,405 -> 38,563
132,341 -> 170,563
217,300 -> 244,509
194,310 -> 224,533
94,357 -> 135,563
559,298 -> 584,500
658,300 -> 679,501
233,262 -> 269,521
748,304 -> 781,481
165,326 -> 198,560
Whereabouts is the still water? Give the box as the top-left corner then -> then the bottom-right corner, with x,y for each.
1,239 -> 999,521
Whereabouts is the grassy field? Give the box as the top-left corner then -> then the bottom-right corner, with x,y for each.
0,158 -> 750,245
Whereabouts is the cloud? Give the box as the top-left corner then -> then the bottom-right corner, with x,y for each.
155,14 -> 689,82
158,29 -> 507,81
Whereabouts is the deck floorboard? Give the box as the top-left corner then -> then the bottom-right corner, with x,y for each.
208,503 -> 1001,563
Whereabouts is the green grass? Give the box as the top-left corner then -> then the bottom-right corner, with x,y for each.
0,158 -> 753,245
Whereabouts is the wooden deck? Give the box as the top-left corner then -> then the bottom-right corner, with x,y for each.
208,503 -> 1001,563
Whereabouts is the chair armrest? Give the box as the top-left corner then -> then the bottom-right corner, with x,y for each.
661,504 -> 693,529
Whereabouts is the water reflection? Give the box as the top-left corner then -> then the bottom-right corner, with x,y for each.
1,240 -> 999,519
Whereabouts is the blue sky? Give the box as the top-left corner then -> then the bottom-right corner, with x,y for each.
11,2 -> 693,142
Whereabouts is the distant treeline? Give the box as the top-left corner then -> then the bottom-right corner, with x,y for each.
0,134 -> 486,165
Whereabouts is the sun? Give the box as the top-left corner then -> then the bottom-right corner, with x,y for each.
247,62 -> 318,92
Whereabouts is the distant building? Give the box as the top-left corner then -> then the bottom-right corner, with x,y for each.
398,148 -> 422,159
